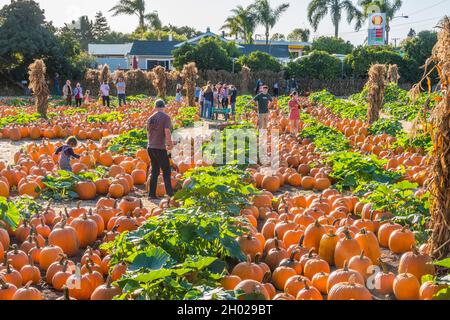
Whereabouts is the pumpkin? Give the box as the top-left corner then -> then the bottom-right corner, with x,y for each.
377,221 -> 402,248
311,272 -> 329,294
334,229 -> 361,268
7,245 -> 28,271
261,175 -> 280,193
348,251 -> 373,280
393,273 -> 420,300
303,220 -> 325,251
355,228 -> 381,265
284,275 -> 311,297
19,256 -> 41,285
318,232 -> 338,266
398,246 -> 435,281
231,256 -> 264,282
48,221 -> 79,257
39,245 -> 64,271
278,251 -> 303,275
66,272 -> 94,300
0,277 -> 17,300
46,254 -> 74,284
272,266 -> 297,290
374,259 -> 396,295
389,227 -> 416,254
328,278 -> 372,300
237,235 -> 262,261
296,280 -> 323,300
12,282 -> 43,300
327,261 -> 365,293
234,279 -> 270,300
0,227 -> 10,250
91,276 -> 122,300
70,213 -> 98,248
303,257 -> 331,280
220,275 -> 242,290
265,240 -> 289,271
111,262 -> 127,281
419,281 -> 447,300
1,261 -> 22,288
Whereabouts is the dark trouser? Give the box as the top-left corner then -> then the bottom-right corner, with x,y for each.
102,96 -> 110,107
67,95 -> 72,106
147,148 -> 174,197
118,94 -> 126,106
75,98 -> 82,107
273,88 -> 279,97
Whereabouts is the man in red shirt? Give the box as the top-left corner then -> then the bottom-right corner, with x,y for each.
147,99 -> 174,199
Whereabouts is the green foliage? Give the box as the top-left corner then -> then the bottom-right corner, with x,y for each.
173,37 -> 240,71
309,90 -> 367,120
0,113 -> 41,128
237,51 -> 281,72
368,118 -> 403,137
299,113 -> 350,152
174,106 -> 198,129
11,196 -> 42,221
175,166 -> 257,215
87,111 -> 123,123
362,181 -> 430,243
326,152 -> 401,192
63,108 -> 88,116
108,129 -> 147,156
235,95 -> 254,117
402,30 -> 438,79
392,133 -> 433,154
0,197 -> 20,230
311,36 -> 354,54
286,50 -> 342,80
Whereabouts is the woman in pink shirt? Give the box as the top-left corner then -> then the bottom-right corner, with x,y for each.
289,91 -> 301,135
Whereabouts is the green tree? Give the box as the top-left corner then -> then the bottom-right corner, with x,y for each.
252,0 -> 290,45
287,28 -> 311,42
311,36 -> 354,54
75,16 -> 95,50
271,33 -> 285,41
93,11 -> 110,40
307,0 -> 363,38
96,31 -> 133,44
173,37 -> 239,71
162,25 -> 201,39
237,51 -> 281,72
221,5 -> 257,43
286,50 -> 342,80
109,0 -> 152,36
360,0 -> 403,45
131,29 -> 187,41
0,0 -> 67,79
402,30 -> 437,68
146,11 -> 162,30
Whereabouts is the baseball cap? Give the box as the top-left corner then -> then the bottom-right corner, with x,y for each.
155,99 -> 166,108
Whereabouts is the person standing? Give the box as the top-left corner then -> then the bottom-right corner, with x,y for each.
228,84 -> 238,121
199,86 -> 205,118
54,73 -> 61,96
116,77 -> 126,106
73,83 -> 83,108
147,99 -> 174,199
252,85 -> 273,130
273,81 -> 280,97
100,80 -> 110,107
203,82 -> 214,120
255,79 -> 263,95
62,80 -> 73,106
288,91 -> 301,136
195,85 -> 201,103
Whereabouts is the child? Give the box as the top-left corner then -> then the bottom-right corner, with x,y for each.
84,90 -> 91,104
73,83 -> 83,108
55,136 -> 81,171
288,91 -> 301,136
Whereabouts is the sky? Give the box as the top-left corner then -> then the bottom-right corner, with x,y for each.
2,0 -> 449,45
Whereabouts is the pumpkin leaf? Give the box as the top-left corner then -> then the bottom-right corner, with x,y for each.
434,258 -> 450,268
128,247 -> 171,271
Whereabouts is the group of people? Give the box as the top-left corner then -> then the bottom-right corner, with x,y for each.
198,82 -> 238,121
56,74 -> 128,108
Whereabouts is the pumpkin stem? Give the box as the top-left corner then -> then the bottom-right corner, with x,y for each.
298,235 -> 305,247
378,258 -> 388,273
343,260 -> 349,271
62,286 -> 71,300
303,279 -> 310,290
0,277 -> 9,289
289,249 -> 298,261
360,250 -> 365,260
308,248 -> 315,257
12,244 -> 18,254
106,275 -> 113,288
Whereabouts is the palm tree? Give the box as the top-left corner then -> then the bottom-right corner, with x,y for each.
307,0 -> 363,38
287,28 -> 311,42
360,0 -> 403,45
221,5 -> 257,43
146,10 -> 162,30
109,0 -> 148,34
251,0 -> 290,45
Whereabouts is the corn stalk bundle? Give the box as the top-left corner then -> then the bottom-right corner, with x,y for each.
366,64 -> 387,124
241,65 -> 251,93
98,64 -> 111,84
125,69 -> 149,95
387,64 -> 400,84
424,16 -> 450,259
28,59 -> 49,118
114,70 -> 125,82
150,65 -> 168,99
84,68 -> 100,92
181,62 -> 198,106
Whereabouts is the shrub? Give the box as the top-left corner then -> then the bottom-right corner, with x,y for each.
311,36 -> 354,54
237,51 -> 281,72
285,50 -> 342,80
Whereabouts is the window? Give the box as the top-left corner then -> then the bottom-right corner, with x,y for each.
146,60 -> 170,70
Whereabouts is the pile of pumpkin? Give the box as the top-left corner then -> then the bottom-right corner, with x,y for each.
0,195 -> 168,300
0,139 -> 184,200
221,190 -> 442,300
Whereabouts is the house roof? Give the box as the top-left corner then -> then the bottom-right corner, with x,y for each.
174,28 -> 243,49
129,40 -> 182,56
241,44 -> 291,59
88,43 -> 133,56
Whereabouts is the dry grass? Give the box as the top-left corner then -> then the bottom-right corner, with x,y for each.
28,59 -> 49,118
387,64 -> 400,84
181,62 -> 198,106
240,65 -> 251,93
366,64 -> 387,124
425,16 -> 450,259
150,66 -> 168,99
99,64 -> 111,84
